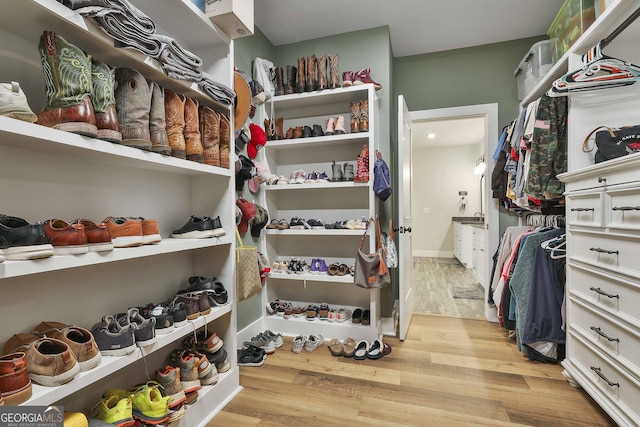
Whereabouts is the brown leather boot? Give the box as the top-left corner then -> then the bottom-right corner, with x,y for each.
275,67 -> 284,97
306,55 -> 317,92
359,100 -> 369,132
219,114 -> 230,168
350,101 -> 360,133
264,118 -> 274,141
285,127 -> 294,139
329,54 -> 340,89
163,88 -> 186,159
285,65 -> 296,95
183,97 -> 203,163
91,59 -> 121,143
115,67 -> 152,150
296,57 -> 306,93
275,117 -> 284,140
293,126 -> 303,139
317,55 -> 328,90
199,105 -> 220,167
148,82 -> 171,155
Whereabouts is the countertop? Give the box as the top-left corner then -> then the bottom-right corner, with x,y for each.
452,216 -> 485,225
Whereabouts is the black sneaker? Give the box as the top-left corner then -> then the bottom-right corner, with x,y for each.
0,215 -> 54,260
116,308 -> 157,347
205,348 -> 231,373
210,281 -> 228,306
90,315 -> 136,356
237,347 -> 265,367
210,216 -> 225,237
139,303 -> 174,335
171,216 -> 216,239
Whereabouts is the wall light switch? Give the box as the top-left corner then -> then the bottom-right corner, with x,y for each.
422,207 -> 429,214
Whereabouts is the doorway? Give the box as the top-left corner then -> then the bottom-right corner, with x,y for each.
407,103 -> 499,321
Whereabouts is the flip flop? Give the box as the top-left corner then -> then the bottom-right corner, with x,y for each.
328,338 -> 343,356
342,338 -> 357,357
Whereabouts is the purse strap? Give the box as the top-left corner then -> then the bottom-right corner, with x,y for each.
388,218 -> 394,241
582,126 -> 615,153
235,227 -> 244,248
359,217 -> 374,250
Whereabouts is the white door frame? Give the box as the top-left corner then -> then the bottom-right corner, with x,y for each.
409,103 -> 499,322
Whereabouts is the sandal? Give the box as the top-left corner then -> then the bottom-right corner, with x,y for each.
266,219 -> 279,229
342,338 -> 356,358
277,219 -> 289,230
328,338 -> 343,357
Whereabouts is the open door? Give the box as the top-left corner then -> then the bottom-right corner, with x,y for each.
398,95 -> 414,340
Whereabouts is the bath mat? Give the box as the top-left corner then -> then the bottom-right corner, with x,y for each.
451,287 -> 484,300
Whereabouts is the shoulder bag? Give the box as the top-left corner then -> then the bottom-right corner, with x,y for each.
236,228 -> 262,301
378,218 -> 398,269
354,218 -> 391,289
582,125 -> 640,163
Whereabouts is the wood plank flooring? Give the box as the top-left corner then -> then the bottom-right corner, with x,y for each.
209,315 -> 615,426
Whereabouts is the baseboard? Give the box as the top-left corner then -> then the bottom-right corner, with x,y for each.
237,317 -> 264,344
413,250 -> 454,258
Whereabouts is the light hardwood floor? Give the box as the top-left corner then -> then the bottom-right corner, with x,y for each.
209,315 -> 615,426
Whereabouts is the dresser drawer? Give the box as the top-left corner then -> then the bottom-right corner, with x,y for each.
571,231 -> 640,280
567,329 -> 640,417
566,189 -> 604,228
571,297 -> 640,374
606,185 -> 640,232
570,262 -> 640,323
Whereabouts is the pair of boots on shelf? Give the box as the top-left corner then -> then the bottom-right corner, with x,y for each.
285,124 -> 324,139
274,54 -> 340,96
35,31 -> 230,167
350,100 -> 369,133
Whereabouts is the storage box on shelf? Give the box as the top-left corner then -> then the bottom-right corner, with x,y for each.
548,0 -> 597,63
0,0 -> 240,422
514,40 -> 554,101
260,84 -> 380,342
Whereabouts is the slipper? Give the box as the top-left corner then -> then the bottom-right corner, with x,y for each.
381,342 -> 392,357
328,338 -> 343,356
354,340 -> 369,360
352,308 -> 362,324
342,338 -> 356,357
277,219 -> 289,230
266,219 -> 279,229
366,339 -> 384,359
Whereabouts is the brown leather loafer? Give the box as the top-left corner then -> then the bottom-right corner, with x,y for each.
0,352 -> 32,405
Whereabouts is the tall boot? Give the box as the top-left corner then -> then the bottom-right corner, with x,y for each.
219,114 -> 230,169
114,67 -> 151,150
199,106 -> 220,167
317,55 -> 328,90
275,117 -> 284,140
275,67 -> 284,97
359,100 -> 369,132
285,65 -> 296,95
329,54 -> 340,89
148,82 -> 171,155
183,97 -> 203,163
91,59 -> 121,143
350,101 -> 360,133
295,57 -> 306,93
306,55 -> 317,92
264,118 -> 274,141
36,31 -> 97,138
164,88 -> 186,159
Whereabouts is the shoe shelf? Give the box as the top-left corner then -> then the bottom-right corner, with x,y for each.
265,132 -> 370,152
1,0 -> 230,110
264,229 -> 364,236
271,84 -> 375,119
264,182 -> 369,191
23,305 -> 232,406
0,117 -> 231,177
268,272 -> 354,284
0,237 -> 233,280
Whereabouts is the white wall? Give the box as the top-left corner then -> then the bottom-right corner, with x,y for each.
412,143 -> 480,257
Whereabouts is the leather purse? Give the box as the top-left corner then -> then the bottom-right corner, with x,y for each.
354,218 -> 391,289
582,125 -> 640,163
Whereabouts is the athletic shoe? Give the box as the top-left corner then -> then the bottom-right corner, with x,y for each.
304,334 -> 324,352
171,215 -> 216,239
0,215 -> 54,260
243,333 -> 275,354
262,330 -> 283,348
130,382 -> 170,425
91,315 -> 136,356
291,335 -> 306,354
26,338 -> 80,386
204,348 -> 230,373
116,308 -> 157,347
154,365 -> 186,409
236,347 -> 264,367
89,395 -> 135,427
175,351 -> 201,394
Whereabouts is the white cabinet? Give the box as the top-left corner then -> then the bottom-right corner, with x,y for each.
261,84 -> 380,342
0,1 -> 240,423
452,220 -> 473,268
472,225 -> 486,286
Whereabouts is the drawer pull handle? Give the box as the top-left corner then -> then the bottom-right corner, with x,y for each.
589,287 -> 619,299
590,366 -> 619,388
589,247 -> 619,255
598,177 -> 607,183
612,206 -> 640,211
590,326 -> 619,342
570,207 -> 594,212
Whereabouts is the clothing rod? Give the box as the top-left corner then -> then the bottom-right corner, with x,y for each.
601,6 -> 640,48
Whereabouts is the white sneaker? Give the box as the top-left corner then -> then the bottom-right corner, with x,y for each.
304,334 -> 324,352
292,335 -> 306,354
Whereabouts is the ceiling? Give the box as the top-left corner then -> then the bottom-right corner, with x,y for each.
413,117 -> 485,148
254,0 -> 565,57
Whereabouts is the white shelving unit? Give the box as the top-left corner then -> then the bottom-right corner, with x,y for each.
0,1 -> 240,424
260,84 -> 380,342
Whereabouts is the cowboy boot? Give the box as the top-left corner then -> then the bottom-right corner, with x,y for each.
164,88 -> 186,159
219,113 -> 230,168
91,59 -> 121,143
329,54 -> 340,89
359,100 -> 369,132
296,57 -> 306,93
148,82 -> 171,155
350,101 -> 360,133
275,117 -> 284,140
199,106 -> 220,167
36,31 -> 97,138
183,97 -> 203,163
114,67 -> 151,150
285,65 -> 296,95
306,55 -> 317,92
275,67 -> 284,97
317,55 -> 328,90
264,118 -> 274,141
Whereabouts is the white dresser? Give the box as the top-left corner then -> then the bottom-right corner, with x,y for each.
560,154 -> 640,427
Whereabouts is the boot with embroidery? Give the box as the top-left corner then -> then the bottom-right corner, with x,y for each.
164,88 -> 186,159
199,106 -> 220,167
219,114 -> 230,168
296,57 -> 306,94
91,59 -> 121,143
329,54 -> 340,89
317,55 -> 328,90
115,67 -> 152,150
359,100 -> 369,132
350,101 -> 360,133
148,82 -> 171,155
36,31 -> 97,137
183,97 -> 203,163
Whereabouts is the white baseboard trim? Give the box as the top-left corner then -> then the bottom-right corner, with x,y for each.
413,250 -> 454,258
237,318 -> 264,344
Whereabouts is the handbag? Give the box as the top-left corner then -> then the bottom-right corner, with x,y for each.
378,218 -> 398,269
354,218 -> 391,289
582,125 -> 640,163
236,228 -> 262,302
373,150 -> 392,201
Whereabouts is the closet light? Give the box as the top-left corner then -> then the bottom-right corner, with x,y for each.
474,161 -> 486,176
427,133 -> 436,139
